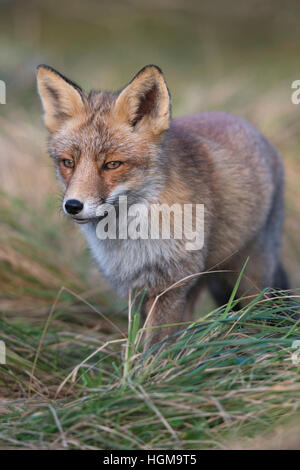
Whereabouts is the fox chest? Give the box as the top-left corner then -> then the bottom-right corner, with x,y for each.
80,224 -> 185,296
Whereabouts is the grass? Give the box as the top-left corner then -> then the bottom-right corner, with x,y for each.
1,279 -> 300,449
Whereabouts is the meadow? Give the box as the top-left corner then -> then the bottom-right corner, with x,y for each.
0,1 -> 300,449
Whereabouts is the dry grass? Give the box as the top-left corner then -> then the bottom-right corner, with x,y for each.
1,281 -> 300,449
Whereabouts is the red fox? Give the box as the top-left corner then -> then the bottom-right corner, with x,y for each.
37,64 -> 288,346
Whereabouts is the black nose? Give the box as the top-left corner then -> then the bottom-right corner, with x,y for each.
65,199 -> 84,215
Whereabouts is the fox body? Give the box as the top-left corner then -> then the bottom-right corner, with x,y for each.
37,64 -> 288,345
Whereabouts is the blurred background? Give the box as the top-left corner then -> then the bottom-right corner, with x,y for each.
1,0 -> 300,322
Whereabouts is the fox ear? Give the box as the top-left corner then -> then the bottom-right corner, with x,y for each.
113,65 -> 171,136
36,65 -> 85,133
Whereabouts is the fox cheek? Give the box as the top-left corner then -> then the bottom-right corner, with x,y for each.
56,165 -> 72,188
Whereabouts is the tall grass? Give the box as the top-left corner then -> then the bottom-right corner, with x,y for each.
1,277 -> 299,449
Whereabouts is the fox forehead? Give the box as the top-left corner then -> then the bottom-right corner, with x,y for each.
51,118 -> 117,159
49,100 -> 120,158
50,95 -> 154,161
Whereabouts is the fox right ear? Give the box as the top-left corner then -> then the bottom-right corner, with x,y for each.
113,65 -> 171,136
36,65 -> 85,133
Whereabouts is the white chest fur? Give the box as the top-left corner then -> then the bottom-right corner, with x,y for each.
80,223 -> 184,296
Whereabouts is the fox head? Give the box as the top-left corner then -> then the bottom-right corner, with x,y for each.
36,64 -> 171,223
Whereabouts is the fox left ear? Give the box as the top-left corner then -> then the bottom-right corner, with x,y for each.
36,65 -> 85,133
113,65 -> 171,136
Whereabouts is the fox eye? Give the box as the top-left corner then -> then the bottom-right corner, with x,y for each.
104,161 -> 123,170
61,158 -> 74,169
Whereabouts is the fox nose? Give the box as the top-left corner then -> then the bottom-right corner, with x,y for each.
65,199 -> 84,215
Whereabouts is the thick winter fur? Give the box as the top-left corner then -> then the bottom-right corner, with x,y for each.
37,64 -> 288,347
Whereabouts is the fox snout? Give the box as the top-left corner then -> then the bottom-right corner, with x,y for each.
64,199 -> 83,215
63,195 -> 102,223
